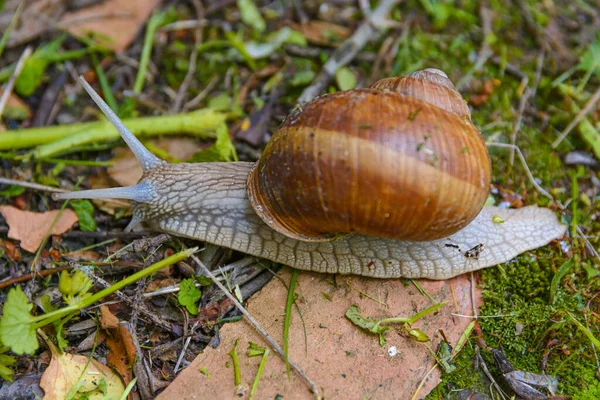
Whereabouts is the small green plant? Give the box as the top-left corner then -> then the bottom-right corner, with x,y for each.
0,248 -> 196,355
178,278 -> 202,315
345,302 -> 445,346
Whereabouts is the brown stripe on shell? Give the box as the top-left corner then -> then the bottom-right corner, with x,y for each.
248,88 -> 491,242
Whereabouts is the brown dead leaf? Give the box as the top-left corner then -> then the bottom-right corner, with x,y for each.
0,88 -> 31,120
0,206 -> 78,253
145,278 -> 179,293
1,0 -> 66,48
88,175 -> 133,216
105,320 -> 137,388
100,306 -> 119,330
108,138 -> 203,187
291,21 -> 350,46
107,146 -> 143,188
63,249 -> 101,262
60,0 -> 161,52
469,79 -> 501,106
40,341 -> 124,399
157,269 -> 483,400
0,240 -> 21,262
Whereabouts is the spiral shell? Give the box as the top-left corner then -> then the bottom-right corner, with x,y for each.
247,69 -> 491,242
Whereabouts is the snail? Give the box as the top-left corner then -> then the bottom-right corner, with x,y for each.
54,69 -> 566,279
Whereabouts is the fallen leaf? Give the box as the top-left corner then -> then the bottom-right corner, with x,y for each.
108,138 -> 203,187
107,147 -> 142,188
60,0 -> 161,52
40,342 -> 125,400
0,206 -> 78,253
88,175 -> 133,216
100,306 -> 119,330
103,311 -> 136,388
290,21 -> 350,46
1,0 -> 65,49
0,240 -> 22,262
157,268 -> 483,400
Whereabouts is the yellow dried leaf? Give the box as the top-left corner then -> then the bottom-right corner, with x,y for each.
40,346 -> 124,399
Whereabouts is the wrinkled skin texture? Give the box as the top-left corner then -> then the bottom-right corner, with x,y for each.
136,162 -> 566,279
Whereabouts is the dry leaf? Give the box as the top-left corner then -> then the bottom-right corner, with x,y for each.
100,306 -> 119,330
63,249 -> 102,262
88,175 -> 133,216
0,206 -> 78,253
290,21 -> 350,46
1,0 -> 66,48
40,342 -> 124,400
106,324 -> 137,388
107,146 -> 143,187
101,309 -> 136,387
157,268 -> 483,400
0,240 -> 22,262
60,0 -> 161,52
108,138 -> 203,187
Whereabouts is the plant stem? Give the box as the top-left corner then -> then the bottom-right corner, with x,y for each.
283,269 -> 298,377
32,248 -> 196,328
374,302 -> 446,330
0,109 -> 225,153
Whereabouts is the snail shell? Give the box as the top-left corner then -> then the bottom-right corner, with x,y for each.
247,69 -> 492,242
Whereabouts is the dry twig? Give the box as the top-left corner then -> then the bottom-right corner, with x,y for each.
0,45 -> 32,119
297,0 -> 401,104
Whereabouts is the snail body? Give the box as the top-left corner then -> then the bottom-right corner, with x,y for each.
55,70 -> 566,279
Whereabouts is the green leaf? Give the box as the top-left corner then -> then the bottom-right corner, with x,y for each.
335,67 -> 357,91
582,264 -> 600,280
195,276 -> 213,286
0,286 -> 38,355
0,362 -> 14,382
190,123 -> 238,163
178,278 -> 202,315
0,348 -> 16,382
408,328 -> 430,342
290,70 -> 315,87
550,259 -> 574,305
70,200 -> 97,232
577,40 -> 600,75
435,340 -> 457,373
15,37 -> 64,96
345,304 -> 390,346
237,0 -> 266,32
247,341 -> 267,357
0,184 -> 25,198
207,92 -> 232,111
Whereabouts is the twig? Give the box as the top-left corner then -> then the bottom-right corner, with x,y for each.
0,266 -> 71,290
90,274 -> 174,332
191,254 -> 320,398
183,75 -> 220,110
475,346 -> 509,399
410,363 -> 438,400
0,45 -> 32,119
485,142 -> 553,200
456,4 -> 493,91
552,85 -> 600,148
470,272 -> 478,319
171,1 -> 205,114
297,0 -> 401,104
509,51 -> 544,165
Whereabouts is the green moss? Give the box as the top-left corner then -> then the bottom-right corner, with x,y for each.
430,246 -> 600,398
